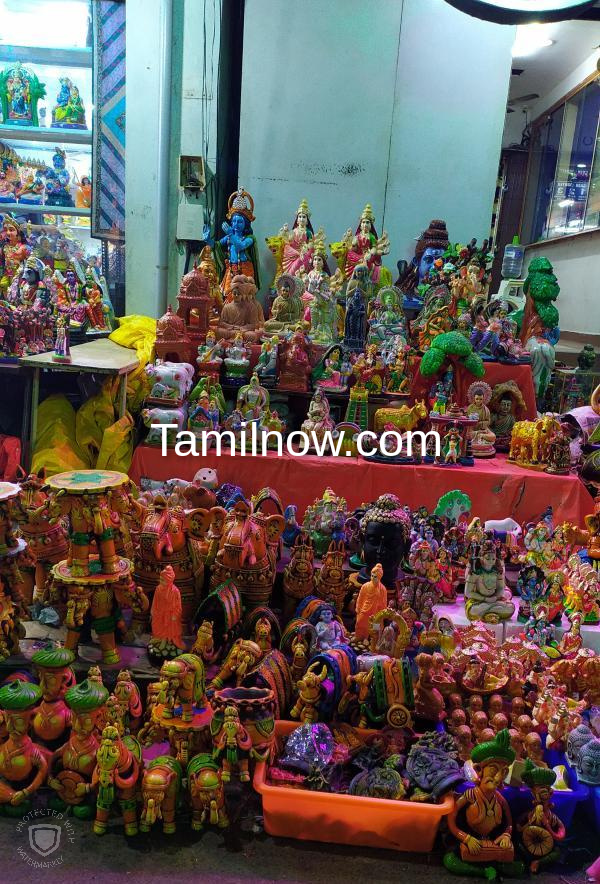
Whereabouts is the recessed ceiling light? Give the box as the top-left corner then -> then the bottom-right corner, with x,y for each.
512,24 -> 555,57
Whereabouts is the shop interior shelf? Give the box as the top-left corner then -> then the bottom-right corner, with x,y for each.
0,203 -> 90,217
0,124 -> 91,145
0,45 -> 92,68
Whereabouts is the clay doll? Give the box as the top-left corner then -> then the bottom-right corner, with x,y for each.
444,729 -> 524,878
31,645 -> 75,758
150,565 -> 185,657
414,652 -> 445,722
518,762 -> 565,873
48,678 -> 109,818
0,680 -> 48,811
212,705 -> 252,783
355,563 -> 387,640
315,605 -> 345,651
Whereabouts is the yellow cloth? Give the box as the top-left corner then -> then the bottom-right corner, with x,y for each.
32,394 -> 91,475
109,314 -> 156,413
33,314 -> 156,475
75,379 -> 116,464
96,413 -> 135,473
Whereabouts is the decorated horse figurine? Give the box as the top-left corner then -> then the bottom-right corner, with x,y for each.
92,724 -> 143,835
211,496 -> 285,609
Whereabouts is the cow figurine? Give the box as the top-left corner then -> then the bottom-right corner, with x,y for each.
141,406 -> 187,446
146,361 -> 194,404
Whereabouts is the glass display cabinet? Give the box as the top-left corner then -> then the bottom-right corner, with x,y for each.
0,0 -> 100,264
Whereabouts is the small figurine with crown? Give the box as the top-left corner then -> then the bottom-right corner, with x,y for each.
215,187 -> 260,298
52,314 -> 72,363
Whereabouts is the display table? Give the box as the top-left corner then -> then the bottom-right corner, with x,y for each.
19,339 -> 139,468
129,446 -> 594,526
437,600 -> 600,653
410,358 -> 538,420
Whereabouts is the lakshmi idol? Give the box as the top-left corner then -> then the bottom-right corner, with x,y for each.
334,204 -> 391,288
278,198 -> 326,278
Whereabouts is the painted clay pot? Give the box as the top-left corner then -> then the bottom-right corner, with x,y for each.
210,686 -> 275,755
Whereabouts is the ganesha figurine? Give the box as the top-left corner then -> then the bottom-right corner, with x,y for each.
464,540 -> 515,623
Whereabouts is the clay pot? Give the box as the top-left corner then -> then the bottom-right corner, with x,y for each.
210,686 -> 275,753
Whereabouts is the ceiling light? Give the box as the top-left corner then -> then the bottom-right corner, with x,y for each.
443,1 -> 597,25
512,24 -> 554,57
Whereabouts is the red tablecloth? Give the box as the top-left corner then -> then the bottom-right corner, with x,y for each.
129,446 -> 592,527
410,359 -> 537,420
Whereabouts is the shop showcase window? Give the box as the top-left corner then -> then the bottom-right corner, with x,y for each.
521,77 -> 600,242
0,0 -> 96,252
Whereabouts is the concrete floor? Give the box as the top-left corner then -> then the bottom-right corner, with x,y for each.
0,788 -> 595,884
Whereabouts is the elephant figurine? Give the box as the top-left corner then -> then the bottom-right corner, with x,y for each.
187,753 -> 229,831
92,725 -> 143,836
210,638 -> 263,689
139,755 -> 182,834
156,653 -> 206,723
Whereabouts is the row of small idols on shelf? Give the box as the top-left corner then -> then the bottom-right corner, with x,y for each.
0,145 -> 89,210
1,62 -> 87,129
169,188 -> 561,413
140,342 -> 572,473
161,245 -> 530,370
0,215 -> 111,358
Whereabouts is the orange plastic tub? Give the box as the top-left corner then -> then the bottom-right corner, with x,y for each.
253,721 -> 454,853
